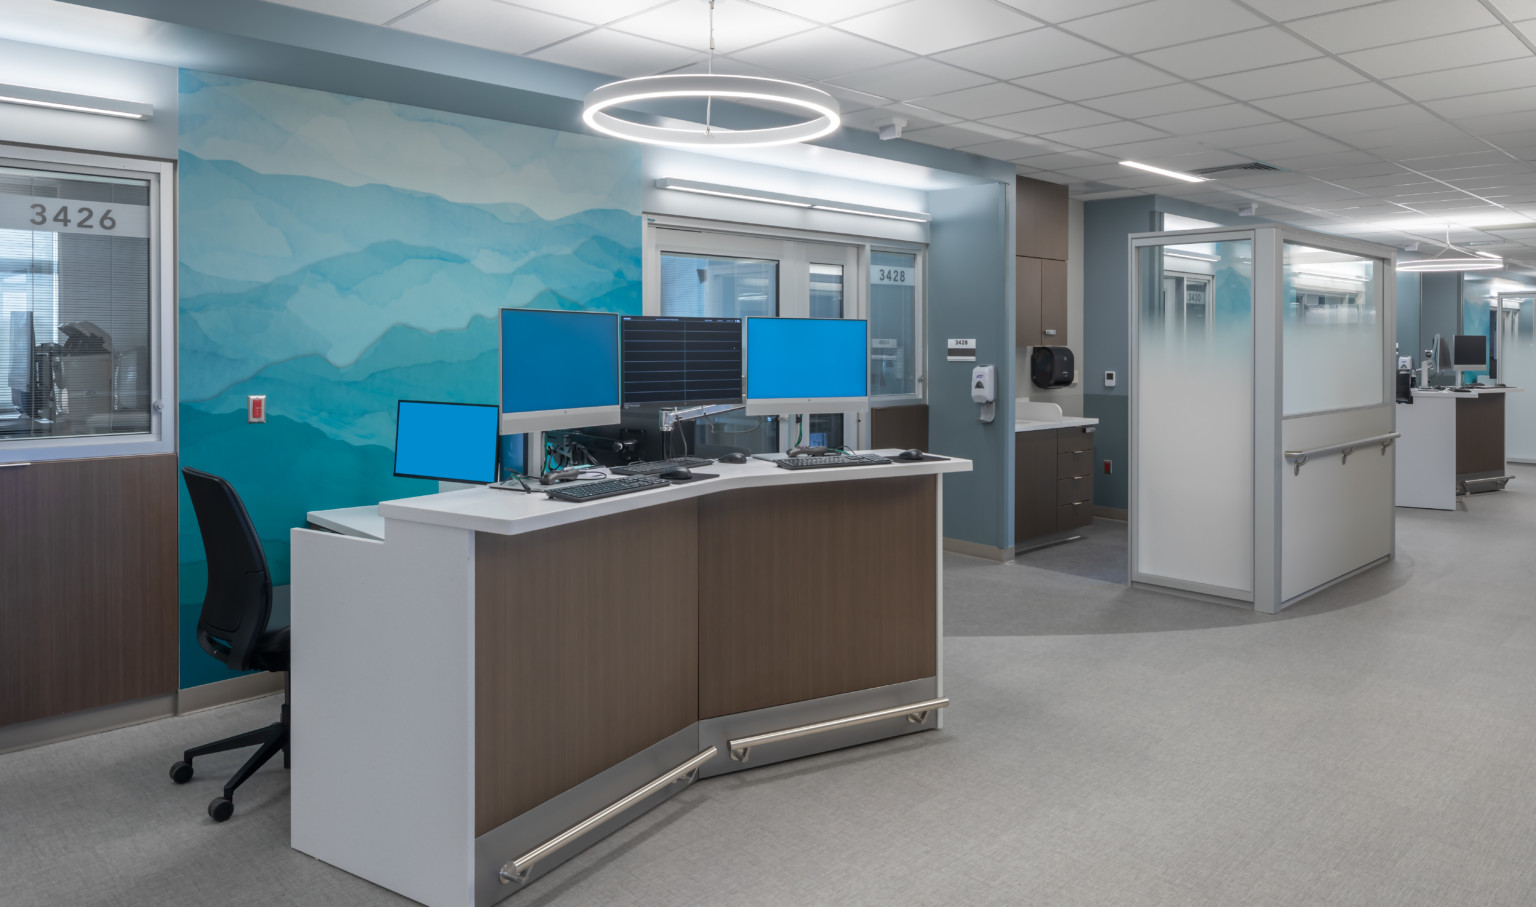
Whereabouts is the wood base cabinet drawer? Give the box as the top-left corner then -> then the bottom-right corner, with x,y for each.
1056,425 -> 1096,452
1057,449 -> 1094,478
1056,475 -> 1092,506
1057,501 -> 1092,532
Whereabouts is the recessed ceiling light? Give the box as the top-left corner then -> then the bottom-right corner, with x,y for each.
0,82 -> 152,120
1120,161 -> 1206,183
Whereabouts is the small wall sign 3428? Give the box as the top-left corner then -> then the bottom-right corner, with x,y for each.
872,267 -> 913,286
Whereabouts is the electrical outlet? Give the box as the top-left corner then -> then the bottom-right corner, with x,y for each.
1103,459 -> 1112,475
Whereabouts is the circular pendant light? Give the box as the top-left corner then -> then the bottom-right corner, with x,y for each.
583,74 -> 840,147
580,1 -> 840,148
1397,226 -> 1503,272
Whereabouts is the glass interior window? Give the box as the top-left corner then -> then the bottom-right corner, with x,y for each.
869,250 -> 918,398
1281,243 -> 1382,416
0,166 -> 153,442
807,263 -> 846,448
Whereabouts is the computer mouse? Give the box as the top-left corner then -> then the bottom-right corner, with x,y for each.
659,465 -> 694,481
896,449 -> 926,461
718,452 -> 748,464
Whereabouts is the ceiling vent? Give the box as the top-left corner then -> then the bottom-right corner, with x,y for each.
1190,162 -> 1284,176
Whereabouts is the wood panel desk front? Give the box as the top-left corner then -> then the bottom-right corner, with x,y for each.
291,453 -> 969,906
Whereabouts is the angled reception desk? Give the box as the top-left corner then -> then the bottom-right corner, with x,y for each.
1396,386 -> 1519,510
289,452 -> 969,907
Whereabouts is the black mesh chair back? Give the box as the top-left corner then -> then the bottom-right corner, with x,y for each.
182,467 -> 272,673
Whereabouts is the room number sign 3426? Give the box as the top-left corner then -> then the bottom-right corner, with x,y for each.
29,204 -> 119,231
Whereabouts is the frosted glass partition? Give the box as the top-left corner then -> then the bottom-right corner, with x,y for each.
1503,298 -> 1536,461
1134,239 -> 1254,595
1282,244 -> 1382,415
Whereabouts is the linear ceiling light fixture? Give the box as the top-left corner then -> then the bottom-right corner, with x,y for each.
1121,161 -> 1206,183
0,83 -> 153,120
1396,226 -> 1503,272
655,179 -> 930,223
582,2 -> 838,148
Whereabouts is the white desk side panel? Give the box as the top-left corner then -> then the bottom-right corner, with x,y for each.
1281,407 -> 1395,603
1394,396 -> 1456,510
291,521 -> 475,907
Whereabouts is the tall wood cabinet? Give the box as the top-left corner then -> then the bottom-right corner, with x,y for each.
1016,176 -> 1070,350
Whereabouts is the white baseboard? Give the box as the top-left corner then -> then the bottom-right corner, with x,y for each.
176,671 -> 285,715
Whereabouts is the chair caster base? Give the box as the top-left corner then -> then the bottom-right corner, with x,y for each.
169,761 -> 194,785
208,797 -> 234,822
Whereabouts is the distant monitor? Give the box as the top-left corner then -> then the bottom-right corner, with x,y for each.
1452,334 -> 1487,367
621,315 -> 743,407
394,400 -> 499,484
745,317 -> 868,416
499,308 -> 620,434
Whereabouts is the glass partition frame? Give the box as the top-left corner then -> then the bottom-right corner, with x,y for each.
1129,224 -> 1397,613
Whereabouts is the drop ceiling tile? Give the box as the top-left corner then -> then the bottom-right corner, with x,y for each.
1297,104 -> 1443,135
1253,83 -> 1406,119
266,0 -> 428,23
394,0 -> 590,53
1386,138 -> 1507,159
1334,174 -> 1438,190
1042,120 -> 1169,146
841,104 -> 958,131
1097,136 -> 1211,159
1191,121 -> 1316,147
529,28 -> 700,76
1237,0 -> 1379,20
1263,150 -> 1385,170
1287,0 -> 1498,54
1085,83 -> 1228,118
838,0 -> 1043,55
934,28 -> 1117,80
815,82 -> 891,111
1347,124 -> 1481,151
1388,59 -> 1536,102
1302,162 -> 1411,181
1454,113 -> 1536,139
914,82 -> 1058,119
981,103 -> 1119,134
1225,136 -> 1353,159
958,138 -> 1073,160
1201,58 -> 1368,101
610,0 -> 813,53
1426,87 -> 1536,121
1010,150 -> 1117,170
1065,0 -> 1264,53
729,27 -> 914,80
1012,58 -> 1180,101
1138,27 -> 1320,79
1342,26 -> 1532,80
502,0 -> 672,25
829,58 -> 992,100
993,0 -> 1147,21
743,0 -> 897,22
1139,103 -> 1277,134
1154,149 -> 1256,169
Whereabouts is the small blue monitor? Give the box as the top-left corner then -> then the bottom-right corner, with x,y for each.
500,308 -> 621,433
394,400 -> 499,484
746,317 -> 868,415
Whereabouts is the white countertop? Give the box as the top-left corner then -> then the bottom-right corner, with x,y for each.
1015,416 -> 1099,433
318,450 -> 971,538
1411,385 -> 1521,398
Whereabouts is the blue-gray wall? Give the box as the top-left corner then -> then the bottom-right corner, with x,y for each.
929,183 -> 1015,549
1396,258 -> 1421,367
1421,272 -> 1462,369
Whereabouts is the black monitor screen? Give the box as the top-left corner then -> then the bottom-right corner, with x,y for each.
621,315 -> 743,406
1453,334 -> 1487,367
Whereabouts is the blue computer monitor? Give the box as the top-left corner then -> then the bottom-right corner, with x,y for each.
745,317 -> 868,416
499,308 -> 621,433
394,400 -> 500,484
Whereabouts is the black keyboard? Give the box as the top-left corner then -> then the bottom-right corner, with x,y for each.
774,453 -> 892,470
545,475 -> 670,502
611,456 -> 714,476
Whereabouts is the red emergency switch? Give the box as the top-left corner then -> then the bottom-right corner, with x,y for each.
248,395 -> 266,423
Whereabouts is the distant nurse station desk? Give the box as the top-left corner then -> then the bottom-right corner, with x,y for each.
290,452 -> 970,907
1396,386 -> 1520,510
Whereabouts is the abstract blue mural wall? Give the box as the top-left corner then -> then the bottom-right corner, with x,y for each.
177,71 -> 641,686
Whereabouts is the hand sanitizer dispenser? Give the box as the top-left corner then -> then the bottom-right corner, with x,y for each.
971,364 -> 996,423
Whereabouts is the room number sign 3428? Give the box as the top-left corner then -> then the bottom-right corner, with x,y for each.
873,267 -> 913,286
29,204 -> 119,231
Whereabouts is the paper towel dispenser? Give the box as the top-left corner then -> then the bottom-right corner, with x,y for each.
1031,346 -> 1074,389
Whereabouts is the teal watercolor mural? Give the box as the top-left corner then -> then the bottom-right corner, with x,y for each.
178,71 -> 641,686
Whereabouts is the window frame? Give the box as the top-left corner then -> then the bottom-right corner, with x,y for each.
0,145 -> 175,464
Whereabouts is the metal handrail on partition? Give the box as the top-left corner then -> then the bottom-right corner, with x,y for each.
1284,432 -> 1400,475
728,698 -> 950,763
499,747 -> 717,885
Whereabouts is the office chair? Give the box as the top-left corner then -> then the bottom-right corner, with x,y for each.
169,467 -> 289,822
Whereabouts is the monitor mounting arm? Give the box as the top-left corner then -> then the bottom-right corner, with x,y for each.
659,403 -> 744,432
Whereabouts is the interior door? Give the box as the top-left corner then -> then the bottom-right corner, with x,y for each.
1501,296 -> 1536,460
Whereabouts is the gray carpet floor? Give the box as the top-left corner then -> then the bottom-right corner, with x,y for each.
6,470 -> 1536,906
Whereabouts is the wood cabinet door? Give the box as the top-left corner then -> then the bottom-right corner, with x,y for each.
1016,177 -> 1068,261
1041,258 -> 1068,347
1014,431 -> 1057,543
1016,256 -> 1042,349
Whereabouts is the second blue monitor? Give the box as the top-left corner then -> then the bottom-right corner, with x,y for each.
394,400 -> 500,484
500,308 -> 621,433
746,317 -> 868,414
